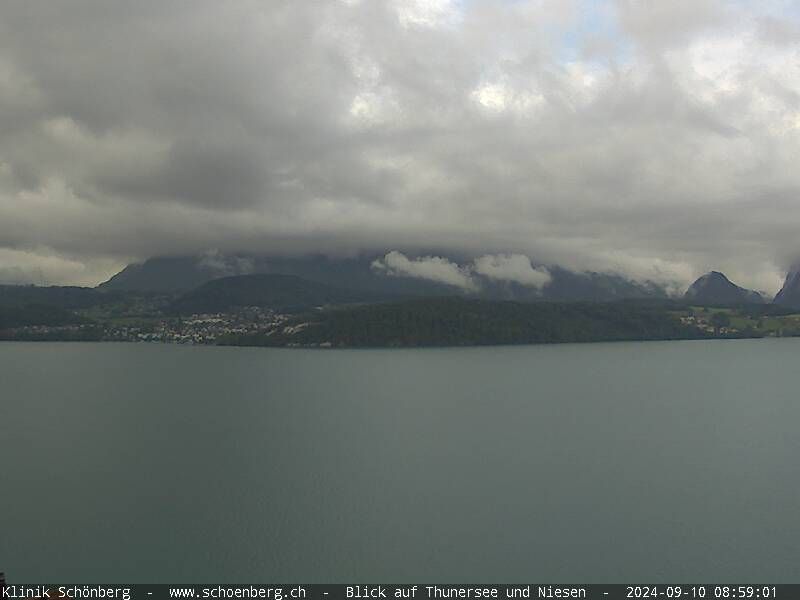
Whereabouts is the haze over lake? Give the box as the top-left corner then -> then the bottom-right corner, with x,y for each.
2,340 -> 799,582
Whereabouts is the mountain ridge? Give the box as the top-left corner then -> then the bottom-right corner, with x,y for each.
167,273 -> 391,315
100,253 -> 668,303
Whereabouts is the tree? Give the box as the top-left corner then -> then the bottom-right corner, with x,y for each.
711,311 -> 731,335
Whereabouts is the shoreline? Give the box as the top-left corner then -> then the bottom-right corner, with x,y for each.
2,331 -> 795,350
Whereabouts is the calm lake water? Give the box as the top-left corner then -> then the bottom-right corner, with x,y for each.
1,339 -> 799,583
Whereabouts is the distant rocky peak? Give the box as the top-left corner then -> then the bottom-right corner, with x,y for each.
704,271 -> 729,282
684,271 -> 764,305
774,265 -> 800,308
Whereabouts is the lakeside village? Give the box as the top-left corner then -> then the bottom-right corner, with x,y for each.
7,307 -> 294,344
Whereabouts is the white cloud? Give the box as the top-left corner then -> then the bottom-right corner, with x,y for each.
472,83 -> 508,112
0,247 -> 122,287
372,250 -> 477,290
471,82 -> 546,115
394,0 -> 460,28
372,251 -> 551,293
473,254 -> 552,289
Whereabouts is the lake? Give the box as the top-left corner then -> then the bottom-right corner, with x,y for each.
1,339 -> 798,582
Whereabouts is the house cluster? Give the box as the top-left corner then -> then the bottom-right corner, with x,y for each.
109,308 -> 290,344
679,314 -> 737,335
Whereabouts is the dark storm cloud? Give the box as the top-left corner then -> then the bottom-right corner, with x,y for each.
95,138 -> 270,209
1,0 -> 800,290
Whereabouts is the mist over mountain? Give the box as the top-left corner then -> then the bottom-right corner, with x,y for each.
100,252 -> 669,303
683,272 -> 765,305
100,255 -> 256,294
168,273 -> 388,315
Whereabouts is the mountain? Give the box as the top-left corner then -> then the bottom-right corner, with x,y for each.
168,273 -> 388,315
100,254 -> 458,296
99,256 -> 240,292
774,267 -> 800,308
541,266 -> 665,302
683,271 -> 764,305
100,252 -> 669,302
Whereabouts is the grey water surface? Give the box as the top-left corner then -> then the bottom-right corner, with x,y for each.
1,339 -> 798,582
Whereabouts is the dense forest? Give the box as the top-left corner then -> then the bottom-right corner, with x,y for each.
0,304 -> 86,329
222,297 -> 715,348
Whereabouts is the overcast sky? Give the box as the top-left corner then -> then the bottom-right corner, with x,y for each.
1,0 -> 800,291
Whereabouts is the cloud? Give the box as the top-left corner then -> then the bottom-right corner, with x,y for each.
1,1 -> 800,291
372,251 -> 551,292
473,254 -> 552,289
0,247 -> 123,287
616,0 -> 728,50
196,250 -> 255,277
372,251 -> 477,291
394,0 -> 461,28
